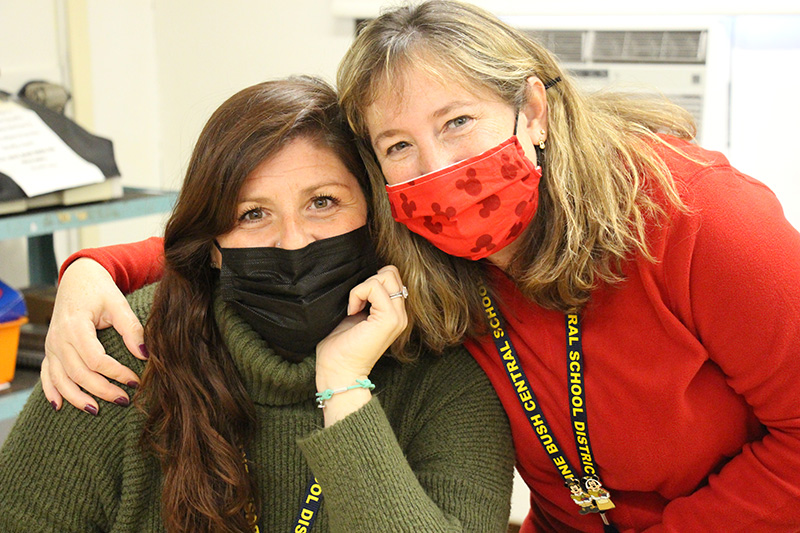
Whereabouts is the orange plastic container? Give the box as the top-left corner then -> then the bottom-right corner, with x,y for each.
0,316 -> 28,385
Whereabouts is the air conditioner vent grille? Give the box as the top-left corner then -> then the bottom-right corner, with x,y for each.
523,30 -> 584,62
523,29 -> 706,65
594,31 -> 705,63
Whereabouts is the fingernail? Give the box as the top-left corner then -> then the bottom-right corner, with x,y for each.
139,344 -> 150,359
50,401 -> 58,411
114,397 -> 130,407
84,404 -> 98,416
127,380 -> 139,389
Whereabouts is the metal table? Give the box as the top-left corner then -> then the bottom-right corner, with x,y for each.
0,187 -> 177,285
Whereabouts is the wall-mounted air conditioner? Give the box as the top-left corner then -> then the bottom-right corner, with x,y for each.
505,16 -> 734,153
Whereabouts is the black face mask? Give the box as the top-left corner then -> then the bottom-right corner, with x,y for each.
216,225 -> 379,355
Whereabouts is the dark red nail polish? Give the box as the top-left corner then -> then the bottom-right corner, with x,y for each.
127,380 -> 139,389
50,401 -> 58,411
114,397 -> 130,407
84,404 -> 98,416
139,344 -> 150,358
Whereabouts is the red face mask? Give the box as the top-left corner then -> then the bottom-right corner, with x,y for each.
386,136 -> 542,260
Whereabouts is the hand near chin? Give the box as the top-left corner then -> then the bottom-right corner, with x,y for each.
314,265 -> 408,425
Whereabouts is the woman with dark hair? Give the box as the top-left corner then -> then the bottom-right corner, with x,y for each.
0,76 -> 515,532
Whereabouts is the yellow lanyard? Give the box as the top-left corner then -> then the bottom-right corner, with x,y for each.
478,286 -> 618,531
241,448 -> 323,532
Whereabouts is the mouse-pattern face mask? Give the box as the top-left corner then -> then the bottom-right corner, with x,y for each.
386,136 -> 541,260
216,225 -> 379,355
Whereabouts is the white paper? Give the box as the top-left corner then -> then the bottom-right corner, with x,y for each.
0,100 -> 105,197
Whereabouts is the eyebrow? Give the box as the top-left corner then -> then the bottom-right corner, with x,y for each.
301,181 -> 352,195
432,100 -> 475,119
371,100 -> 477,147
237,181 -> 353,204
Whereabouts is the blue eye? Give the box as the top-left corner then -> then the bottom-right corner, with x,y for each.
447,115 -> 472,129
387,141 -> 410,156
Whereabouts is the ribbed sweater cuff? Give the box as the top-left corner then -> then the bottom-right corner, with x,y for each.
297,397 -> 406,482
297,397 -> 446,528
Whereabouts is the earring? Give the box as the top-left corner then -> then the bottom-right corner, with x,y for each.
539,129 -> 546,150
210,261 -> 220,269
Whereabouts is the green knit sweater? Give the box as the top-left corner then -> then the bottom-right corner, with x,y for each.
0,284 -> 515,532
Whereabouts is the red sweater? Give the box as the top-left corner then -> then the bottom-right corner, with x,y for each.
62,139 -> 800,532
466,139 -> 800,532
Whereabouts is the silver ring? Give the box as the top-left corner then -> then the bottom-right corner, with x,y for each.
389,286 -> 409,300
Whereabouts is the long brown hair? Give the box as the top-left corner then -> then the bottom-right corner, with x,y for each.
338,0 -> 697,356
137,76 -> 369,533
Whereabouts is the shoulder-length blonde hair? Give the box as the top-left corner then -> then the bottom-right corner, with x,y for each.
338,0 -> 696,356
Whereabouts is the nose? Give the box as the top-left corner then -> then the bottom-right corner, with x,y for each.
276,216 -> 314,250
417,142 -> 459,178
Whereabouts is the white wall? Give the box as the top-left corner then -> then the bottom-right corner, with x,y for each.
728,16 -> 800,230
77,0 -> 357,250
71,0 -> 163,253
151,0 -> 356,192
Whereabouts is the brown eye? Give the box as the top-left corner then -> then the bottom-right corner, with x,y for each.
239,208 -> 265,222
311,195 -> 340,210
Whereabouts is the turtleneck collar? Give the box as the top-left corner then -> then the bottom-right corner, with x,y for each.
212,293 -> 317,407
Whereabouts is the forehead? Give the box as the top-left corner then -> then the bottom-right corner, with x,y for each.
365,63 -> 505,129
240,137 -> 358,192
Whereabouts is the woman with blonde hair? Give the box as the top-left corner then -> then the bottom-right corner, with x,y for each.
37,1 -> 800,531
333,3 -> 800,531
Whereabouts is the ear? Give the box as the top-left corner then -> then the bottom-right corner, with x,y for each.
210,246 -> 222,269
520,76 -> 548,140
516,76 -> 548,165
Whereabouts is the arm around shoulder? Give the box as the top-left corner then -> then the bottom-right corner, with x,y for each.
58,236 -> 166,294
